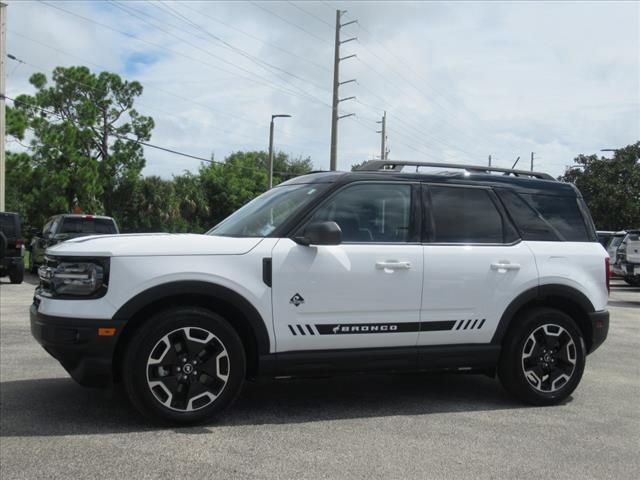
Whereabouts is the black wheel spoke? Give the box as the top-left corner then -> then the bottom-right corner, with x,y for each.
147,327 -> 230,412
522,323 -> 577,394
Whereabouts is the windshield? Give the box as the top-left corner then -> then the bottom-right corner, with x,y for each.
208,184 -> 326,237
60,217 -> 118,234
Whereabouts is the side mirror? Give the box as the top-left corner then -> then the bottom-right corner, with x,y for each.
295,221 -> 342,246
30,227 -> 40,236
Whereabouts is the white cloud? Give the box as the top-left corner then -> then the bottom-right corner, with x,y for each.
5,0 -> 639,178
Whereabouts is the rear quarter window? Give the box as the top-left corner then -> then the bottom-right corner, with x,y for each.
520,193 -> 592,242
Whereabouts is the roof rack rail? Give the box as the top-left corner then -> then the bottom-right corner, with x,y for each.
355,160 -> 555,181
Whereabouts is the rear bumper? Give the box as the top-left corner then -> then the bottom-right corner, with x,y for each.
0,255 -> 22,271
30,303 -> 125,387
588,310 -> 609,354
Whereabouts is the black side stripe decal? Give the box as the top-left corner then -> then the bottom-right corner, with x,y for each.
287,319 -> 486,336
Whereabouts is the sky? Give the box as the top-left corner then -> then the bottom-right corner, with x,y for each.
4,0 -> 640,178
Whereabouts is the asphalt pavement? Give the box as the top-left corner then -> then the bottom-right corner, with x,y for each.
1,275 -> 638,479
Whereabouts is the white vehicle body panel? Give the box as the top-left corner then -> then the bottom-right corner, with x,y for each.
271,239 -> 423,352
419,242 -> 538,346
526,241 -> 609,311
36,237 -> 279,352
48,233 -> 262,257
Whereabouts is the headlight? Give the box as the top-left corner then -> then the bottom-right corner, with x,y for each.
38,258 -> 108,298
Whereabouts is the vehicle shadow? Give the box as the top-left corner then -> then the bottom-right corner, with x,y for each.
0,273 -> 39,286
0,372 -> 530,437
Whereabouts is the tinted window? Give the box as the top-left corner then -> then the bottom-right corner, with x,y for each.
520,194 -> 590,242
308,183 -> 413,243
60,218 -> 118,234
497,189 -> 559,241
0,215 -> 17,237
210,184 -> 326,237
429,186 -> 510,243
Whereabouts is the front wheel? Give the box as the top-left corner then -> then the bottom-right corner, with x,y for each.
123,307 -> 246,425
498,307 -> 585,405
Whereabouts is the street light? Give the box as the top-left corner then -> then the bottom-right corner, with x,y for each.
268,114 -> 291,189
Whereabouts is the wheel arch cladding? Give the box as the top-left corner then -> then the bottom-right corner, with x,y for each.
111,281 -> 270,380
492,284 -> 596,352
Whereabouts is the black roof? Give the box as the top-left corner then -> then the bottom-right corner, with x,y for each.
281,162 -> 578,197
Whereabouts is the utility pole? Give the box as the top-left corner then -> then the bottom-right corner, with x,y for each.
268,114 -> 291,189
0,3 -> 6,212
376,111 -> 388,160
488,154 -> 492,167
329,9 -> 357,171
530,152 -> 535,171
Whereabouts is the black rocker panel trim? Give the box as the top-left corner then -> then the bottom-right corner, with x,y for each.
112,281 -> 271,355
491,284 -> 596,345
260,344 -> 501,377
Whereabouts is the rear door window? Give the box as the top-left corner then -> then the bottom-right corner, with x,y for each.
427,186 -> 515,244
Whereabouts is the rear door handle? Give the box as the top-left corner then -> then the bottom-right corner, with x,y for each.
491,262 -> 521,272
376,261 -> 412,271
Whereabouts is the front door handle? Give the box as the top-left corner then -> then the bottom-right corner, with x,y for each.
491,262 -> 521,272
376,261 -> 412,271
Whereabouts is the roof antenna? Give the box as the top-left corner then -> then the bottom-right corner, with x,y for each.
511,156 -> 521,169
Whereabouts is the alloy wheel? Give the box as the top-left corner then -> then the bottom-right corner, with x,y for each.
146,327 -> 230,412
521,324 -> 577,393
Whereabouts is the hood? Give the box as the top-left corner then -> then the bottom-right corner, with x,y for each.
46,233 -> 263,257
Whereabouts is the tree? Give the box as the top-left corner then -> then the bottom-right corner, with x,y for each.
6,66 -> 154,217
559,142 -> 640,230
199,151 -> 313,226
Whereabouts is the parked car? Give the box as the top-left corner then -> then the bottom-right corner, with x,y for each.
612,230 -> 640,286
597,230 -> 615,247
31,161 -> 609,425
29,214 -> 119,273
0,212 -> 25,284
605,231 -> 626,272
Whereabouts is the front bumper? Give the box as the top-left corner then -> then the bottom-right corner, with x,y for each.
30,303 -> 125,387
588,310 -> 609,354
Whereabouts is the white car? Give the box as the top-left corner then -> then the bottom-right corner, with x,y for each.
613,230 -> 640,285
31,161 -> 610,425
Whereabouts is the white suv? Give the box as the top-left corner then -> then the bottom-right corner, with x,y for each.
31,161 -> 610,425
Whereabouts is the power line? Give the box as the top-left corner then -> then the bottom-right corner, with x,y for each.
37,1 -> 331,108
4,94 -> 297,176
249,1 -> 333,46
286,1 -> 334,28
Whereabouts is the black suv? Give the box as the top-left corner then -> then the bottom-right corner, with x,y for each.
0,212 -> 25,284
29,214 -> 119,273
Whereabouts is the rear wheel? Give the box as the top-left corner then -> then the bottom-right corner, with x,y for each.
9,262 -> 24,284
123,307 -> 246,425
498,307 -> 585,405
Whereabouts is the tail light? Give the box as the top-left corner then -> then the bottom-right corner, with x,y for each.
15,239 -> 23,248
605,257 -> 611,294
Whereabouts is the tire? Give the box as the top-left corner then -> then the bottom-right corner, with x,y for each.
123,307 -> 246,425
28,250 -> 37,274
498,307 -> 585,406
9,262 -> 24,284
623,275 -> 640,287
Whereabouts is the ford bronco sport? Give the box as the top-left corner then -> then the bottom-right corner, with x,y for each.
31,161 -> 610,425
